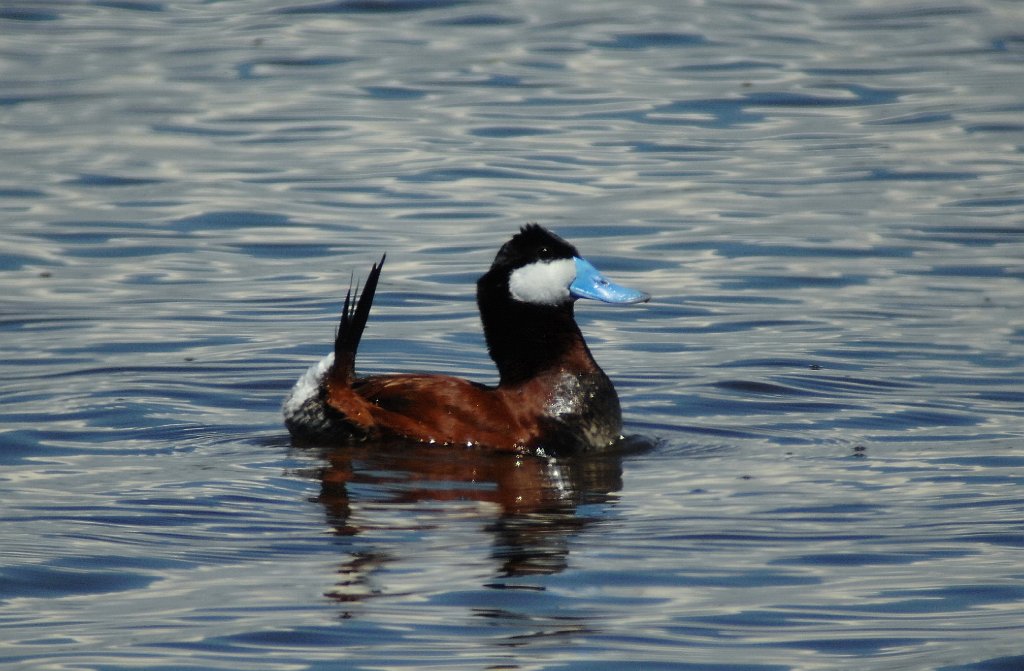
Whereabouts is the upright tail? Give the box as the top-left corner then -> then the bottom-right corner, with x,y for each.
331,254 -> 386,385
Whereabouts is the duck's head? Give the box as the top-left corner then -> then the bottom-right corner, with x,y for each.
486,223 -> 650,307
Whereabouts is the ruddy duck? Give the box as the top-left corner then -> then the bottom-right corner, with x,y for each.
283,224 -> 649,453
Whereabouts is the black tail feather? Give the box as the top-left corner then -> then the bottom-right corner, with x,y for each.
333,254 -> 386,380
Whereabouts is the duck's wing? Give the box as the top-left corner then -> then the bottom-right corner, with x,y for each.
342,374 -> 534,449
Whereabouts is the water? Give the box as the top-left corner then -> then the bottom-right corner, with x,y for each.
1,0 -> 1023,669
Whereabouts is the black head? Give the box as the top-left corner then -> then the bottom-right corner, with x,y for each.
491,223 -> 579,273
476,223 -> 649,383
484,224 -> 583,308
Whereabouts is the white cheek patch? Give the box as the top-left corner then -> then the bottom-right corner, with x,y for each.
508,258 -> 576,305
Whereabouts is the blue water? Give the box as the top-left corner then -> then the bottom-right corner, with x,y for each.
2,1 -> 1023,669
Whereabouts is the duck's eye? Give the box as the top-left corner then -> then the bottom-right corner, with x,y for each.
538,246 -> 551,258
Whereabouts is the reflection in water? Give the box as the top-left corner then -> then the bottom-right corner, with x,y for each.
301,438 -> 636,602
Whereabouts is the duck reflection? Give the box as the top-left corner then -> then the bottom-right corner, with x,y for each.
303,438 -> 632,600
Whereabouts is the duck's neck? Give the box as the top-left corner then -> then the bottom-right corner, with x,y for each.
477,281 -> 598,386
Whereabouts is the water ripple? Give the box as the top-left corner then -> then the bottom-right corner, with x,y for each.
1,0 -> 1023,669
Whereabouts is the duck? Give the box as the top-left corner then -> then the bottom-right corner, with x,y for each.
283,224 -> 649,454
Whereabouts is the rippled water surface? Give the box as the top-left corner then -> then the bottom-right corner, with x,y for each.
2,1 -> 1023,669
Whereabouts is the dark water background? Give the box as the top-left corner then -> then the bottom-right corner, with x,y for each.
2,1 -> 1023,669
